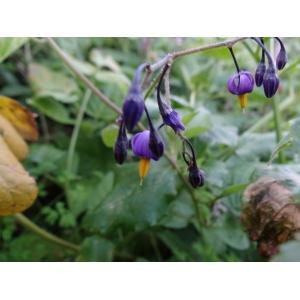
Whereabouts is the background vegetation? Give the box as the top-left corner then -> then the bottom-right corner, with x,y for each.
0,37 -> 300,261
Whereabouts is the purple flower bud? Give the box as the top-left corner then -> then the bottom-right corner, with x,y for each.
131,130 -> 159,161
149,128 -> 164,159
114,120 -> 128,164
255,61 -> 266,87
156,64 -> 185,134
188,165 -> 205,188
122,64 -> 146,132
227,71 -> 254,95
263,67 -> 280,98
159,102 -> 185,134
122,87 -> 144,132
276,45 -> 288,70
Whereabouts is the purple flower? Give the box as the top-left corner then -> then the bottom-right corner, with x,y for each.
227,71 -> 255,95
114,120 -> 128,164
188,165 -> 205,188
263,67 -> 280,98
131,130 -> 159,161
156,66 -> 185,134
159,102 -> 185,134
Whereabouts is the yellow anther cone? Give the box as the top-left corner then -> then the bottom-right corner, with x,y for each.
238,94 -> 247,112
139,158 -> 150,186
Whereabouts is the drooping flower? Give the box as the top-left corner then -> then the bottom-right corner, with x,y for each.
113,119 -> 128,164
275,37 -> 288,70
159,101 -> 185,134
251,37 -> 280,98
144,105 -> 164,159
255,39 -> 266,87
227,71 -> 254,110
131,130 -> 159,160
263,67 -> 280,98
131,130 -> 160,184
181,137 -> 205,189
255,62 -> 266,87
122,64 -> 146,132
188,165 -> 205,188
157,65 -> 185,134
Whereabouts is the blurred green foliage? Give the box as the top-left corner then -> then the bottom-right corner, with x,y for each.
1,37 -> 300,261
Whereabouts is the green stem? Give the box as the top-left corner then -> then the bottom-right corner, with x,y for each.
14,213 -> 80,252
67,90 -> 92,174
272,96 -> 285,163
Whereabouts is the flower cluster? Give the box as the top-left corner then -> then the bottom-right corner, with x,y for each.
227,37 -> 287,110
114,63 -> 205,188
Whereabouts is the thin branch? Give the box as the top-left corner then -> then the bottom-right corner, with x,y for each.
147,37 -> 248,72
46,37 -> 122,115
14,213 -> 80,252
164,64 -> 172,104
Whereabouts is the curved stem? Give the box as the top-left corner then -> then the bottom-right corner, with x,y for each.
251,37 -> 275,69
46,37 -> 122,115
14,213 -> 80,252
228,47 -> 240,73
156,64 -> 170,113
67,89 -> 92,175
260,38 -> 265,63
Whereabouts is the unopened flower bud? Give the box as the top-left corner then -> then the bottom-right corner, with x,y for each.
114,120 -> 128,164
255,61 -> 266,87
188,165 -> 205,188
263,67 -> 280,98
275,38 -> 288,70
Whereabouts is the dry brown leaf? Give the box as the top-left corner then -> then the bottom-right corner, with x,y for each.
242,176 -> 300,257
0,95 -> 38,141
0,115 -> 28,160
0,135 -> 38,216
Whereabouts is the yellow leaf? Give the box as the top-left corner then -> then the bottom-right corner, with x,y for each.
0,136 -> 38,216
0,95 -> 39,141
0,115 -> 28,160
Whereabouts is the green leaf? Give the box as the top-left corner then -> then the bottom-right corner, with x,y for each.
214,215 -> 250,250
272,234 -> 300,262
160,190 -> 195,229
83,160 -> 177,234
236,132 -> 276,159
28,63 -> 80,103
67,172 -> 114,217
269,134 -> 293,165
28,97 -> 74,124
26,144 -> 66,176
0,38 -> 28,63
214,183 -> 248,201
184,107 -> 212,138
290,118 -> 300,156
79,236 -> 114,262
202,125 -> 238,147
157,230 -> 199,261
101,124 -> 119,148
89,49 -> 121,72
